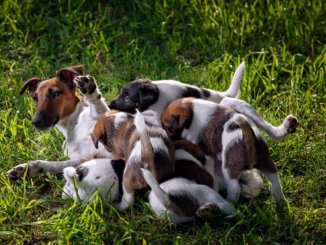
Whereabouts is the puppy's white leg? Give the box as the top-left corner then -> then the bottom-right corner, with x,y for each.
220,97 -> 298,141
114,185 -> 135,212
74,75 -> 108,116
6,159 -> 81,180
222,167 -> 241,203
263,171 -> 286,202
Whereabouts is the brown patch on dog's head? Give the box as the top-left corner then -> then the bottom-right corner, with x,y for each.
161,98 -> 194,140
20,65 -> 84,130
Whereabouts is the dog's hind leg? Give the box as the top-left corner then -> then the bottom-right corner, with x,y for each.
6,159 -> 81,180
220,97 -> 298,141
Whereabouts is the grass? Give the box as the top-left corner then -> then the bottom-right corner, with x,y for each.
0,0 -> 325,243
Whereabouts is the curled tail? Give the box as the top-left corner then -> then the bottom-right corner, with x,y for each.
234,115 -> 257,167
134,110 -> 155,171
240,169 -> 263,198
141,168 -> 171,209
223,62 -> 245,98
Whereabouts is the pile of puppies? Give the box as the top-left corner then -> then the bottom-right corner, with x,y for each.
7,64 -> 298,224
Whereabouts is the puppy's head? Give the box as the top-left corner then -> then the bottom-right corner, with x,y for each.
109,79 -> 159,113
20,65 -> 83,130
161,98 -> 194,140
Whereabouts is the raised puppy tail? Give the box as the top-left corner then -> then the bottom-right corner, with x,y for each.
141,168 -> 171,208
234,114 -> 257,166
134,109 -> 155,171
223,62 -> 245,98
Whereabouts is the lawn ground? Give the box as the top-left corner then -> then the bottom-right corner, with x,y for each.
0,0 -> 325,244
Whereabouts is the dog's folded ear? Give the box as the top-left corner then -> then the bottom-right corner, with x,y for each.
56,65 -> 84,90
138,82 -> 159,110
20,77 -> 42,96
91,117 -> 106,149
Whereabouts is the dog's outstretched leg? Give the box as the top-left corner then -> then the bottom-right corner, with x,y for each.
6,159 -> 81,180
220,97 -> 298,141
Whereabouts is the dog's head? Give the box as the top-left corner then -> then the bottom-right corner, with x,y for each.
20,65 -> 83,130
161,98 -> 194,140
109,79 -> 159,113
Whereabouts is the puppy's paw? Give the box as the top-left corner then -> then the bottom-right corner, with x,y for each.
74,75 -> 101,99
284,115 -> 298,133
196,202 -> 217,219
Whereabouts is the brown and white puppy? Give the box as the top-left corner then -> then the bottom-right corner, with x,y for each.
91,110 -> 175,211
7,67 -> 111,180
161,98 -> 286,203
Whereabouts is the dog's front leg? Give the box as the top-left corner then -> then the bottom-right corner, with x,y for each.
74,75 -> 109,117
6,159 -> 81,180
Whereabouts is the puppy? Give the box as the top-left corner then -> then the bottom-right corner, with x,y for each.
109,63 -> 244,120
63,158 -> 125,202
91,110 -> 175,211
161,98 -> 286,203
109,62 -> 298,141
142,168 -> 235,224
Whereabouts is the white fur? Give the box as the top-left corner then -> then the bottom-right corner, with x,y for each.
62,159 -> 119,202
181,100 -> 217,143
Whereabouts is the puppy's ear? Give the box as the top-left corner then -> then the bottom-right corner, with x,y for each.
20,77 -> 42,96
56,65 -> 83,90
138,82 -> 159,110
91,119 -> 105,149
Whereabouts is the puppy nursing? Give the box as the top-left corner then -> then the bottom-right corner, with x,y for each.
161,98 -> 286,203
91,110 -> 175,211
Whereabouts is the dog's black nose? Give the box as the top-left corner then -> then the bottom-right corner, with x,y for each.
32,117 -> 43,128
108,101 -> 116,109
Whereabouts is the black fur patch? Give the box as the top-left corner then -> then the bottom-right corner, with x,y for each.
76,166 -> 89,181
111,159 -> 126,196
181,86 -> 201,98
201,88 -> 211,98
169,191 -> 199,217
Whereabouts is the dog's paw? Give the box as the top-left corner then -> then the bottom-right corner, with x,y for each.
196,202 -> 217,219
6,161 -> 45,180
6,163 -> 28,180
284,115 -> 298,133
74,75 -> 100,99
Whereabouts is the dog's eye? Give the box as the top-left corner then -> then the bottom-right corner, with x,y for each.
48,88 -> 62,99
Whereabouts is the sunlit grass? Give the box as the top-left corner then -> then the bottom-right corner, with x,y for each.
0,0 -> 325,243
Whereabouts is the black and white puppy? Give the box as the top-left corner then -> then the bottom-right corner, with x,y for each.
109,63 -> 245,124
161,98 -> 286,203
109,62 -> 298,141
62,158 -> 125,202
